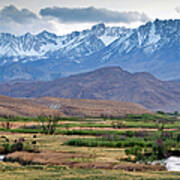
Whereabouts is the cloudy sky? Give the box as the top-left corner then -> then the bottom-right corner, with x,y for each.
0,0 -> 180,35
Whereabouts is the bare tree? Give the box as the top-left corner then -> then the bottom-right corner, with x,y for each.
39,115 -> 59,135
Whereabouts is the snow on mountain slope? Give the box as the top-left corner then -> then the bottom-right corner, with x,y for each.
91,19 -> 180,80
98,19 -> 180,60
1,19 -> 180,81
0,23 -> 128,61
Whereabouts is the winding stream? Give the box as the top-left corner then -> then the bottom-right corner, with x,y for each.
165,157 -> 180,171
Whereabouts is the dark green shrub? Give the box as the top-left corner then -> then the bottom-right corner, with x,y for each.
111,121 -> 125,129
125,146 -> 144,161
11,142 -> 23,152
157,111 -> 165,115
1,136 -> 37,154
174,111 -> 179,116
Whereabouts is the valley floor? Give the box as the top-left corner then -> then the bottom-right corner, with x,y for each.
0,114 -> 180,179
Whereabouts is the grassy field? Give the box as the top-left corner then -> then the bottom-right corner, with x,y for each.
1,162 -> 180,180
0,113 -> 180,179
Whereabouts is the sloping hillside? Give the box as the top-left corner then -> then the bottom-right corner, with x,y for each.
0,95 -> 63,117
34,97 -> 152,117
0,67 -> 180,112
0,95 -> 151,117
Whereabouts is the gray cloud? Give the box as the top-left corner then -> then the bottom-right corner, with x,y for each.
40,6 -> 150,24
0,5 -> 150,35
175,7 -> 180,13
0,5 -> 37,24
0,5 -> 53,35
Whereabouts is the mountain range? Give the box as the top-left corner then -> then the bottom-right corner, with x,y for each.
1,66 -> 180,112
1,19 -> 180,81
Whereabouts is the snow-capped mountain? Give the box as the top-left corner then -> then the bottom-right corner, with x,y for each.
0,23 -> 129,61
85,19 -> 180,80
1,19 -> 180,81
0,23 -> 131,81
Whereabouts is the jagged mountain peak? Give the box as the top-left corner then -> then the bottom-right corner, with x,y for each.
1,19 -> 180,81
37,30 -> 57,39
91,23 -> 106,36
0,23 -> 127,59
104,18 -> 180,55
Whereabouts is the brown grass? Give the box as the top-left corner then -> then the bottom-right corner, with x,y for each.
0,95 -> 152,118
35,97 -> 153,117
0,95 -> 63,117
6,151 -> 165,171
